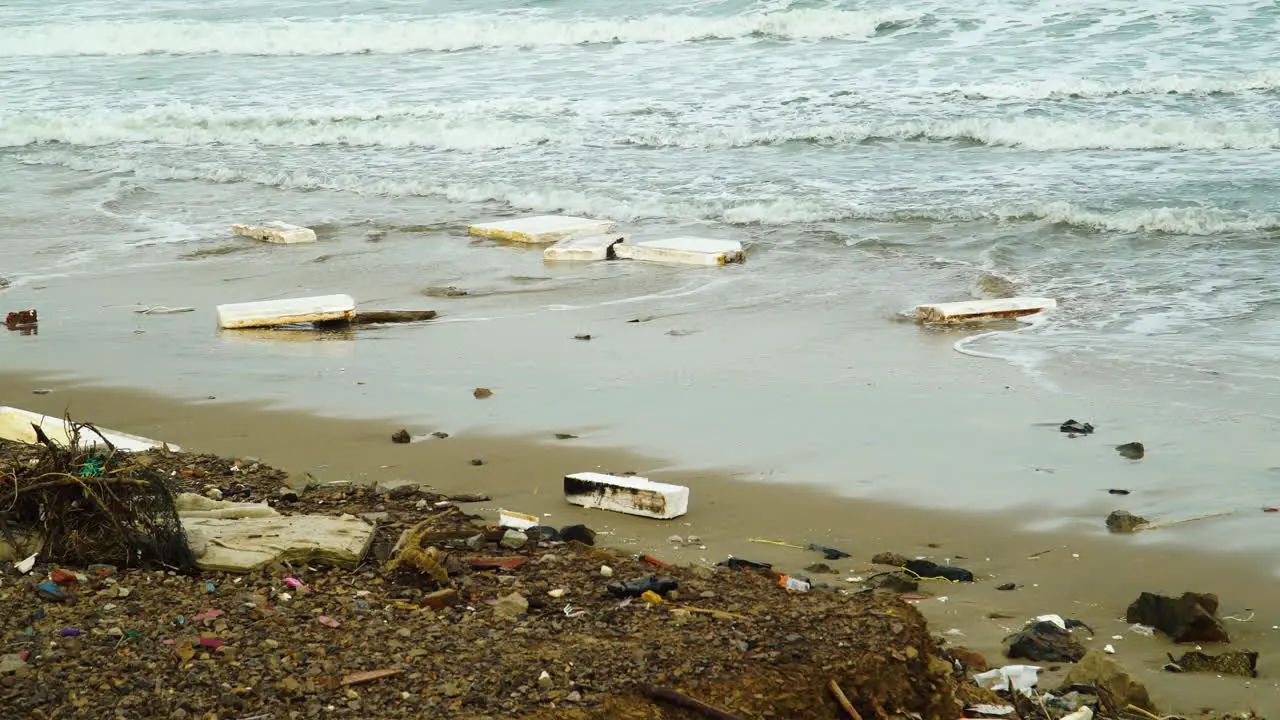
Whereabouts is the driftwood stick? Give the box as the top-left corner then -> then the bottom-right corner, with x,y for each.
17,476 -> 147,495
828,679 -> 864,720
639,684 -> 747,720
349,310 -> 437,325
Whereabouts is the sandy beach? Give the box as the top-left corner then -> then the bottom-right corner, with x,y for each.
3,370 -> 1279,714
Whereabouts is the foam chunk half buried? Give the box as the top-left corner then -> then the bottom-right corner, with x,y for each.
468,215 -> 615,244
563,472 -> 689,520
0,406 -> 178,452
543,235 -> 624,262
613,237 -> 745,266
216,293 -> 355,329
232,221 -> 317,244
914,297 -> 1057,323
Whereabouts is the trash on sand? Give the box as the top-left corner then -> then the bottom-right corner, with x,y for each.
914,297 -> 1056,324
1062,708 -> 1094,720
808,543 -> 851,560
966,704 -> 1017,717
1125,591 -> 1229,643
606,575 -> 678,598
1059,419 -> 1094,435
717,557 -> 773,572
973,665 -> 1041,696
182,513 -> 374,573
1116,442 -> 1145,460
902,559 -> 974,583
317,615 -> 341,628
471,557 -> 529,571
232,221 -> 317,244
498,509 -> 539,531
215,294 -> 355,330
1165,649 -> 1258,677
473,387 -> 493,399
191,609 -> 224,622
1104,644 -> 1116,654
0,406 -> 179,452
641,590 -> 664,605
58,628 -> 81,637
391,429 -> 411,444
197,637 -> 224,648
779,575 -> 811,593
563,472 -> 689,520
468,215 -> 615,244
996,582 -> 1017,591
614,237 -> 746,266
559,524 -> 596,545
15,553 -> 36,574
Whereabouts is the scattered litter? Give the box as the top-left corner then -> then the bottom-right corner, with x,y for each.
15,553 -> 36,574
973,664 -> 1041,696
5,309 -> 37,329
498,509 -> 539,531
967,704 -> 1016,717
562,604 -> 587,618
543,235 -> 624,262
1104,644 -> 1116,654
317,615 -> 341,628
808,543 -> 851,560
902,559 -> 973,583
190,609 -> 224,622
341,668 -> 403,686
717,557 -> 772,572
0,406 -> 179,452
1165,649 -> 1258,677
779,575 -> 811,593
606,575 -> 678,598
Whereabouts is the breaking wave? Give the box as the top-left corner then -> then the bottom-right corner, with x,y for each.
930,71 -> 1280,100
18,154 -> 1279,235
7,106 -> 1279,153
0,10 -> 920,57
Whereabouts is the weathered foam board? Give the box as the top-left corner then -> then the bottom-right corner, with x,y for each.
174,493 -> 280,520
216,293 -> 355,329
181,514 -> 374,572
543,235 -> 624,262
468,215 -> 615,244
563,472 -> 689,520
914,297 -> 1057,324
613,237 -> 744,266
499,509 -> 540,531
233,221 -> 317,244
0,406 -> 178,452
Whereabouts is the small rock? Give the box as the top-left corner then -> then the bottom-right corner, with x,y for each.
0,653 -> 26,675
554,433 -> 578,440
31,389 -> 51,395
1004,621 -> 1086,662
1108,488 -> 1131,495
470,458 -> 485,466
559,525 -> 595,545
537,670 -> 553,689
1060,419 -> 1095,435
548,588 -> 567,599
1126,591 -> 1229,643
431,431 -> 449,439
1116,442 -> 1145,460
1062,649 -> 1156,712
699,591 -> 716,599
360,512 -> 390,523
1105,510 -> 1149,533
500,530 -> 528,550
203,486 -> 223,501
667,535 -> 684,545
803,563 -> 837,575
573,334 -> 592,341
391,429 -> 411,444
276,487 -> 300,503
494,592 -> 529,619
1167,649 -> 1258,677
567,691 -> 582,703
996,582 -> 1017,591
473,387 -> 493,399
465,534 -> 485,550
599,565 -> 614,578
686,535 -> 701,543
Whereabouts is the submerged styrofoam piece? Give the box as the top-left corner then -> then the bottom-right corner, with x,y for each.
543,235 -> 624,262
499,509 -> 540,531
233,221 -> 317,244
613,237 -> 745,266
0,406 -> 179,452
216,293 -> 355,329
468,215 -> 615,244
914,297 -> 1057,323
563,472 -> 689,520
181,513 -> 374,572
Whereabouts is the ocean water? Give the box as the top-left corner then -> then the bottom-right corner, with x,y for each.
3,1 -> 1280,538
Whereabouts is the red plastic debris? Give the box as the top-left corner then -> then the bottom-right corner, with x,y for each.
5,309 -> 37,328
197,637 -> 225,648
317,615 -> 341,628
1264,507 -> 1279,513
635,554 -> 670,568
191,609 -> 224,622
50,568 -> 77,586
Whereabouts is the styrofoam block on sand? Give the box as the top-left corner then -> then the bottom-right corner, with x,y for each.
564,472 -> 689,520
614,237 -> 744,266
182,514 -> 374,572
0,406 -> 178,452
915,297 -> 1057,323
468,216 -> 615,244
233,222 -> 317,244
543,235 -> 624,262
217,293 -> 355,329
499,509 -> 539,531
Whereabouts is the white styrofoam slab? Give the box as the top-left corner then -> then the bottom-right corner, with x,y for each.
543,235 -> 624,262
468,215 -> 615,244
216,293 -> 355,329
0,406 -> 179,452
563,472 -> 689,520
499,509 -> 540,531
613,237 -> 745,266
233,222 -> 317,244
915,297 -> 1057,323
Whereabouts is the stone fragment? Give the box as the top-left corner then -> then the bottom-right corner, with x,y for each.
1062,650 -> 1156,712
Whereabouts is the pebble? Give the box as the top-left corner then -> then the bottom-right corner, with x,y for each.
667,535 -> 684,544
599,565 -> 614,578
567,691 -> 582,703
700,591 -> 716,599
537,671 -> 553,689
500,530 -> 528,550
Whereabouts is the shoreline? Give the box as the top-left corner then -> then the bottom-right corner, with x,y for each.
2,370 -> 1279,713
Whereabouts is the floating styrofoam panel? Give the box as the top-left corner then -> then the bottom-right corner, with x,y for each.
468,216 -> 615,244
563,472 -> 689,520
0,406 -> 179,452
232,222 -> 317,244
914,297 -> 1057,323
543,235 -> 624,262
216,294 -> 355,329
613,237 -> 744,266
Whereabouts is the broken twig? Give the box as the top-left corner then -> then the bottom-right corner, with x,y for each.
639,684 -> 746,720
828,679 -> 864,720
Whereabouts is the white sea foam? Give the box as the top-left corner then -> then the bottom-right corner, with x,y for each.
931,70 -> 1280,100
0,10 -> 919,57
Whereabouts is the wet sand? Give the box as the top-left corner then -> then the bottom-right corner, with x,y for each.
3,370 -> 1279,714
